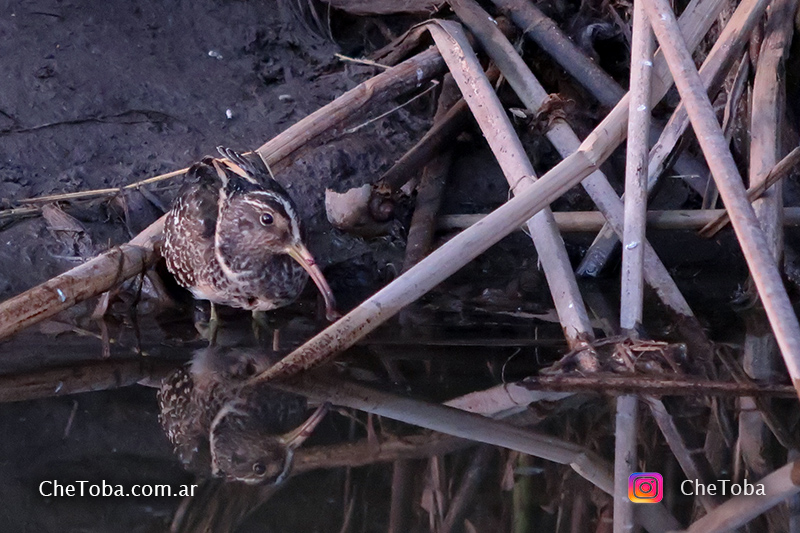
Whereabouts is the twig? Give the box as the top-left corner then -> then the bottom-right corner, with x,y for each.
701,53 -> 750,210
402,74 -> 462,271
441,446 -> 494,533
344,80 -> 440,134
642,0 -> 800,399
256,47 -> 447,172
17,168 -> 186,205
334,53 -> 391,69
379,97 -> 470,193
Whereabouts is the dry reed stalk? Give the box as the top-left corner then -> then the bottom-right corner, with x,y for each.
380,96 -> 468,194
438,207 -> 800,232
401,74 -> 462,271
294,433 -> 470,473
17,168 -> 186,205
256,47 -> 446,171
739,0 -> 798,512
489,0 -> 624,106
0,215 -> 164,341
247,0 -> 732,384
580,0 -> 767,272
388,460 -> 416,533
683,459 -> 800,532
0,358 -> 176,402
645,399 -> 723,511
642,0 -> 800,399
700,146 -> 800,237
520,374 -> 796,398
614,3 -> 653,527
441,446 -> 494,533
619,0 -> 654,334
613,396 -> 639,532
701,54 -> 750,210
425,18 -> 595,351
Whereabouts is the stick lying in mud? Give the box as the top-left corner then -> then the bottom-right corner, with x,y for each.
0,217 -> 165,341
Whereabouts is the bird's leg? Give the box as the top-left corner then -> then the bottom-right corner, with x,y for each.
208,302 -> 219,345
251,310 -> 271,345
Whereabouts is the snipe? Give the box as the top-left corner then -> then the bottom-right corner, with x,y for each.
158,346 -> 329,485
162,147 -> 338,338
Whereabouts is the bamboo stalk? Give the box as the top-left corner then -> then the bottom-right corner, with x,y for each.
614,4 -> 653,527
642,0 -> 800,398
426,18 -> 595,351
246,0 -> 732,384
438,207 -> 800,232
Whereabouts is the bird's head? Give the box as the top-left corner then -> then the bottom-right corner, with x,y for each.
212,148 -> 339,320
210,401 -> 330,486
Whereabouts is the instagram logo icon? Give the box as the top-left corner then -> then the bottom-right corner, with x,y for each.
628,473 -> 663,503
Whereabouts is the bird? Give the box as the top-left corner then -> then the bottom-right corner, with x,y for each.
162,146 -> 339,341
157,346 -> 329,485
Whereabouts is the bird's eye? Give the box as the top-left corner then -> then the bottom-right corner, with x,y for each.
253,462 -> 267,475
260,213 -> 274,226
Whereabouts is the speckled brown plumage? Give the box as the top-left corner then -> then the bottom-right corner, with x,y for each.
162,147 -> 337,318
157,347 -> 324,485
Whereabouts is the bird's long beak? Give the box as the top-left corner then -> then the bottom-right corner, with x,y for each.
286,243 -> 340,322
280,402 -> 331,450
